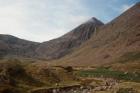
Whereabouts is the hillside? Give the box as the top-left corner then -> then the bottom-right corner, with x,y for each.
0,18 -> 103,60
36,17 -> 104,59
0,34 -> 39,59
0,2 -> 140,93
51,2 -> 140,71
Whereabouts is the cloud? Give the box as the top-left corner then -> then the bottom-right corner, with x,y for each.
0,0 -> 91,42
0,0 -> 136,42
0,1 -> 27,36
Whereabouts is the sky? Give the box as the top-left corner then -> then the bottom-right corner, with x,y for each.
0,0 -> 139,42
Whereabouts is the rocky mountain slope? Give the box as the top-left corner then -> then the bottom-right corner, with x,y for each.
0,2 -> 140,93
52,2 -> 140,69
36,17 -> 103,59
0,34 -> 39,58
0,18 -> 103,60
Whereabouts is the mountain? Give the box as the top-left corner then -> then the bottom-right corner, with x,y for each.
0,17 -> 103,60
36,17 -> 104,59
0,2 -> 140,93
52,2 -> 140,70
0,34 -> 39,59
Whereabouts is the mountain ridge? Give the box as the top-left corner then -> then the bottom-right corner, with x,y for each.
51,2 -> 140,68
36,17 -> 104,59
0,17 -> 104,60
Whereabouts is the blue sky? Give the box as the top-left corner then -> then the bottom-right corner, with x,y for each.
0,0 -> 139,42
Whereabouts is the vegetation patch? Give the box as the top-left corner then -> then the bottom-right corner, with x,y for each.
76,67 -> 140,82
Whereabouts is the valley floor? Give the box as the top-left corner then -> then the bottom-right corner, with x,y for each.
0,60 -> 140,93
29,78 -> 140,93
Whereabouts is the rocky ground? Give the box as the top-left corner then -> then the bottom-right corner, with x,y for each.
29,78 -> 130,93
1,79 -> 139,93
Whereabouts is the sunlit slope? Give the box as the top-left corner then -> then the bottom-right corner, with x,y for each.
52,3 -> 140,68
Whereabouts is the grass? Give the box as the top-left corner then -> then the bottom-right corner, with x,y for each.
117,88 -> 138,93
118,52 -> 140,63
118,82 -> 140,92
76,67 -> 140,82
0,59 -> 80,93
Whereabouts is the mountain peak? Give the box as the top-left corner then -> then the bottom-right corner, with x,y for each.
84,17 -> 104,25
36,17 -> 104,59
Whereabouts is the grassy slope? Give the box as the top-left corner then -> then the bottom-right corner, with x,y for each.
50,3 -> 140,70
0,59 -> 78,93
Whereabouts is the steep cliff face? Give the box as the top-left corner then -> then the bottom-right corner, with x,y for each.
0,34 -> 39,58
53,2 -> 140,67
36,17 -> 104,59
